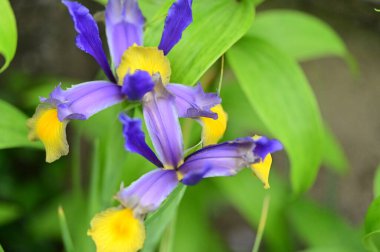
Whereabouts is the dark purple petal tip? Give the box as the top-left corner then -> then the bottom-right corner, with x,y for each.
121,70 -> 155,100
253,136 -> 283,160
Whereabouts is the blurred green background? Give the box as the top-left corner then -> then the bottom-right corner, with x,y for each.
0,0 -> 380,251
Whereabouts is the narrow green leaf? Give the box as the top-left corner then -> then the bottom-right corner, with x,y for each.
364,196 -> 380,251
144,0 -> 254,85
0,202 -> 21,225
58,206 -> 75,252
227,37 -> 324,193
375,166 -> 380,198
142,185 -> 186,252
0,99 -> 42,149
248,10 -> 350,63
0,244 -> 3,252
0,0 -> 17,73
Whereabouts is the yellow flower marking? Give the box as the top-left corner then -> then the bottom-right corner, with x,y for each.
117,45 -> 171,85
251,154 -> 272,189
200,104 -> 228,146
27,107 -> 68,163
88,208 -> 145,252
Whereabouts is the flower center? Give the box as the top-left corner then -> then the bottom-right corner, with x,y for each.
117,45 -> 171,85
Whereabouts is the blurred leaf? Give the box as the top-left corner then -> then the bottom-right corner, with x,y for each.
0,0 -> 17,73
58,206 -> 75,252
374,166 -> 380,198
144,0 -> 254,85
227,37 -> 324,194
93,0 -> 107,5
252,0 -> 265,6
248,10 -> 351,64
0,244 -> 3,252
0,202 -> 21,225
0,99 -> 42,149
289,199 -> 363,252
364,196 -> 380,251
321,126 -> 349,174
142,185 -> 186,252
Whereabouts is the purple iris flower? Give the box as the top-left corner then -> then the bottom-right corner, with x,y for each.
116,93 -> 282,214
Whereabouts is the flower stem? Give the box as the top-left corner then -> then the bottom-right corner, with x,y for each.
251,195 -> 270,252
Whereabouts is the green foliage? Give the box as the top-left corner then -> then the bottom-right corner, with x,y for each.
227,37 -> 324,194
364,196 -> 380,251
58,206 -> 75,252
0,99 -> 42,149
374,166 -> 380,198
144,0 -> 254,85
0,0 -> 17,73
0,202 -> 20,226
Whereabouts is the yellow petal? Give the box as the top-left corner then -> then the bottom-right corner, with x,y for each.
200,104 -> 228,146
27,106 -> 68,163
116,45 -> 171,85
88,208 -> 145,252
251,154 -> 272,189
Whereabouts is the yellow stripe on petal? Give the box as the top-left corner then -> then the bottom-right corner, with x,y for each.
251,154 -> 272,189
88,208 -> 145,252
200,104 -> 228,146
116,45 -> 171,85
27,106 -> 68,163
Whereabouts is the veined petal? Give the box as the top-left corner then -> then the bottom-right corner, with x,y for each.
62,0 -> 116,82
121,70 -> 155,100
43,81 -> 124,121
142,87 -> 184,168
88,207 -> 145,252
28,105 -> 69,163
166,83 -> 221,119
105,0 -> 144,67
119,113 -> 163,167
158,0 -> 193,55
116,169 -> 179,214
178,138 -> 255,185
200,104 -> 228,146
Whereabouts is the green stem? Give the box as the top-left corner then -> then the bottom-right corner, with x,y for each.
251,195 -> 270,252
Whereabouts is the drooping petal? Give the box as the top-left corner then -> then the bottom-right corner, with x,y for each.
88,207 -> 145,252
251,154 -> 272,189
158,0 -> 193,55
27,105 -> 69,163
178,138 -> 256,185
116,45 -> 171,85
62,0 -> 116,82
105,0 -> 145,67
119,113 -> 163,167
121,70 -> 155,100
252,135 -> 283,160
42,81 -> 124,121
142,86 -> 184,168
166,83 -> 221,119
116,169 -> 179,214
200,104 -> 228,146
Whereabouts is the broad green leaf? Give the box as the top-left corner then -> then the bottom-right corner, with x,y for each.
0,0 -> 17,73
248,10 -> 351,63
364,196 -> 380,251
289,199 -> 363,251
142,185 -> 186,252
0,99 -> 42,149
375,166 -> 380,198
227,37 -> 324,193
144,0 -> 254,85
0,202 -> 21,225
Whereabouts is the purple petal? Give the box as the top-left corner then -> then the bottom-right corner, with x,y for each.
253,136 -> 283,160
166,83 -> 221,119
142,87 -> 184,168
158,0 -> 193,55
178,138 -> 256,185
105,0 -> 145,66
117,169 -> 179,214
119,113 -> 163,167
62,1 -> 116,82
121,70 -> 155,100
42,81 -> 124,121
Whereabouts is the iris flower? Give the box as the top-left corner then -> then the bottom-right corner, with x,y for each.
28,0 -> 224,163
87,92 -> 282,251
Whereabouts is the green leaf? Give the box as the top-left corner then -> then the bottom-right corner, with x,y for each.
144,0 -> 254,85
0,99 -> 42,149
0,0 -> 17,73
0,244 -> 3,252
248,10 -> 351,63
58,206 -> 75,252
227,37 -> 324,193
142,185 -> 186,252
364,196 -> 380,251
0,202 -> 21,225
375,166 -> 380,198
